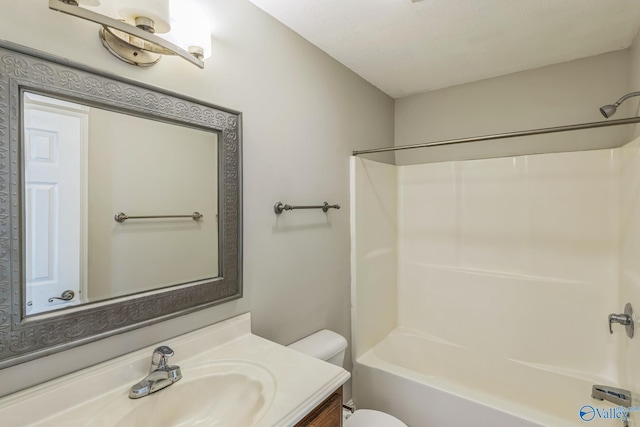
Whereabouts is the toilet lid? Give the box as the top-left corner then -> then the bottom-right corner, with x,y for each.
344,409 -> 408,427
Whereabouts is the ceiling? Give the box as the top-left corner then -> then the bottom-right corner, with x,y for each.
248,0 -> 640,98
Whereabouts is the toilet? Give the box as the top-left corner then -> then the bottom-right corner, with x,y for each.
288,330 -> 408,427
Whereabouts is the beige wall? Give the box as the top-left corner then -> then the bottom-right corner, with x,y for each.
628,31 -> 640,139
394,51 -> 630,165
87,108 -> 218,301
0,0 -> 393,396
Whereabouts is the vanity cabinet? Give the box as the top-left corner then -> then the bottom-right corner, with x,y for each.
294,387 -> 343,427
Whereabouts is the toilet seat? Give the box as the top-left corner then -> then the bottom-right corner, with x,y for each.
344,409 -> 408,427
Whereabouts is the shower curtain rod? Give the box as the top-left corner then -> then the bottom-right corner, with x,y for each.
352,116 -> 640,156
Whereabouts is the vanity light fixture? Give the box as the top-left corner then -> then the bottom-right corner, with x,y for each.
48,0 -> 211,69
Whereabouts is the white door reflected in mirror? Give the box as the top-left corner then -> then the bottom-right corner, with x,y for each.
24,95 -> 88,315
23,92 -> 219,316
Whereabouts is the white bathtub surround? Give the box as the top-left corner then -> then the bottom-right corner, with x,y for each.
350,144 -> 640,426
350,157 -> 398,359
621,137 -> 640,393
0,313 -> 350,426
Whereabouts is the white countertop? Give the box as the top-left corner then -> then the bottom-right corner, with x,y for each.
0,313 -> 350,426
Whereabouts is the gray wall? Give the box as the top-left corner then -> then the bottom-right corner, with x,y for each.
0,0 -> 394,397
628,30 -> 640,139
394,50 -> 630,165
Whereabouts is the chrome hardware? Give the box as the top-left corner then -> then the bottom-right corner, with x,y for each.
114,211 -> 203,223
48,290 -> 75,303
343,399 -> 356,414
609,303 -> 634,338
592,385 -> 632,408
129,346 -> 182,399
150,345 -> 174,372
609,313 -> 631,332
352,116 -> 640,156
274,201 -> 341,214
591,385 -> 632,425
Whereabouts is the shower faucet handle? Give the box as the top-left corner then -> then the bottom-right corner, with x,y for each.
608,303 -> 634,338
609,314 -> 631,333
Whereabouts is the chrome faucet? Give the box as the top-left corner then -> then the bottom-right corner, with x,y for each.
129,346 -> 182,399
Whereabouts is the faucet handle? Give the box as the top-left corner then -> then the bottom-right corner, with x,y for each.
151,345 -> 175,371
609,314 -> 631,334
608,303 -> 634,338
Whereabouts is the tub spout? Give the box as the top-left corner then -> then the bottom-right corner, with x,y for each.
591,385 -> 632,408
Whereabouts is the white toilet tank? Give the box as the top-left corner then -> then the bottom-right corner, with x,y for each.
287,329 -> 347,367
288,329 -> 409,427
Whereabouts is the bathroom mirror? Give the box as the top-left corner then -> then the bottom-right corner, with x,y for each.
23,92 -> 219,315
0,42 -> 242,368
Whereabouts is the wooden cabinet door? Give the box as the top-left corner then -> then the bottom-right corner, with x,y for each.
294,387 -> 343,427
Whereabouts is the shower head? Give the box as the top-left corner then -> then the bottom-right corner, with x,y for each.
599,104 -> 617,119
599,91 -> 640,119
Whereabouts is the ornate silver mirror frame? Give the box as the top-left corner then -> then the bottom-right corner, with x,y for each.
0,41 -> 242,368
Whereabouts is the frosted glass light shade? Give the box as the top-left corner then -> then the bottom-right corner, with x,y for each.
160,0 -> 212,59
117,0 -> 171,33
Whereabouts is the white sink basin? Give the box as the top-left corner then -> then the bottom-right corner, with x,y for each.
91,362 -> 276,427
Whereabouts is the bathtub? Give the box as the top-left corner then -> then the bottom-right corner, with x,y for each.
353,329 -> 628,427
